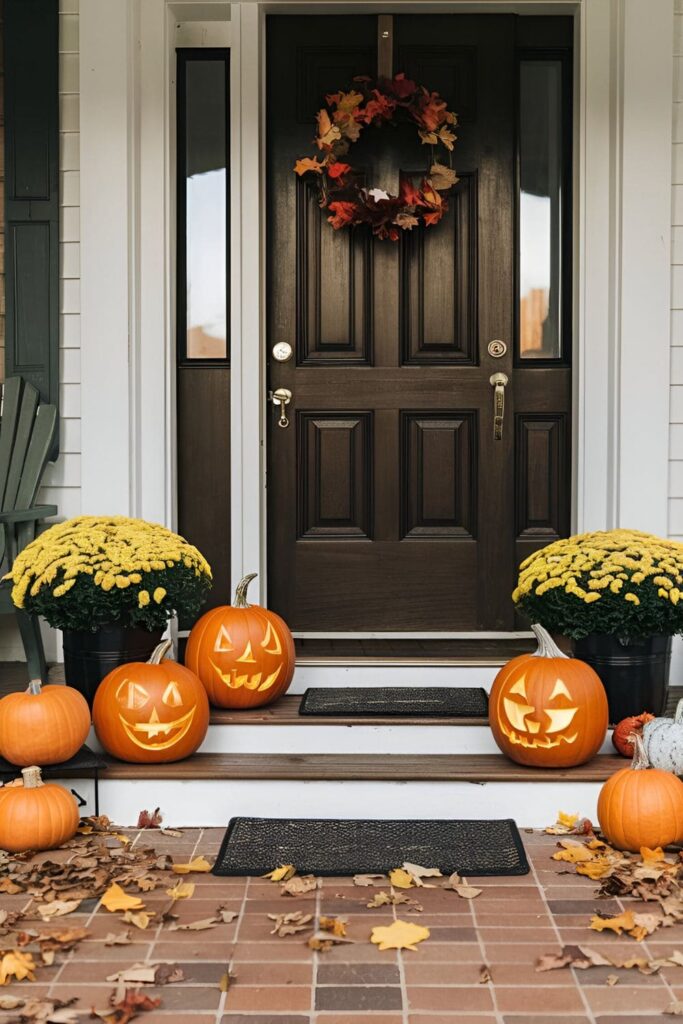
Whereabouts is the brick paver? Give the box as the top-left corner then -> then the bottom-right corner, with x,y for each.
0,828 -> 681,1022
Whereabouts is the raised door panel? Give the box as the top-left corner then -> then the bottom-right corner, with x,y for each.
515,414 -> 568,541
298,412 -> 373,539
401,412 -> 476,538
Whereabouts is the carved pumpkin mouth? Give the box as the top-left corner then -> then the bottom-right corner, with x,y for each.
499,721 -> 579,749
209,659 -> 281,692
118,706 -> 197,751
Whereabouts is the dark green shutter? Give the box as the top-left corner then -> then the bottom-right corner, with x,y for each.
3,0 -> 59,425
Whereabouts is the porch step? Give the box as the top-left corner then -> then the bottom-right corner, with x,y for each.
101,751 -> 622,782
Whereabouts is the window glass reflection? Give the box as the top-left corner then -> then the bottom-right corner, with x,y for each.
519,60 -> 563,360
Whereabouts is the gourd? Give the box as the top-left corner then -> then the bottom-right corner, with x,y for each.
185,573 -> 295,709
92,640 -> 209,763
641,701 -> 683,774
612,712 -> 655,758
0,766 -> 80,852
0,680 -> 90,766
489,623 -> 608,768
597,733 -> 683,851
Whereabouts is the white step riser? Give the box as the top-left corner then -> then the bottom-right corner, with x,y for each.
289,664 -> 499,691
57,777 -> 604,830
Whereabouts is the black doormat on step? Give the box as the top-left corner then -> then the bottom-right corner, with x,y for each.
0,745 -> 107,781
213,817 -> 529,877
298,686 -> 488,718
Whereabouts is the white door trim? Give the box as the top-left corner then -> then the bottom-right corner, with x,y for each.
79,0 -> 673,614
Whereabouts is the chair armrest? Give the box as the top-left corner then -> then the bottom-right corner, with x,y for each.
0,505 -> 58,524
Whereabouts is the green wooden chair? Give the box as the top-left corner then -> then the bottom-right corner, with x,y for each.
0,377 -> 58,682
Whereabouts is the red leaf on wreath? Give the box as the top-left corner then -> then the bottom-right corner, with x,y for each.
327,162 -> 352,180
399,178 -> 426,208
327,201 -> 359,229
390,72 -> 417,99
359,90 -> 396,124
415,93 -> 449,132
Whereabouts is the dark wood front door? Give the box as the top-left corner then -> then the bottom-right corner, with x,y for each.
266,14 -> 572,632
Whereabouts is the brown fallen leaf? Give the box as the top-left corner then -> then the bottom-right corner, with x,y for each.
536,946 -> 612,972
165,881 -> 194,901
12,996 -> 79,1022
353,874 -> 386,887
479,965 -> 492,984
168,916 -> 220,932
366,890 -> 422,911
0,877 -> 24,895
34,900 -> 82,921
219,971 -> 234,992
307,929 -> 354,951
606,973 -> 619,986
159,828 -> 183,838
217,907 -> 239,923
281,875 -> 319,897
319,916 -> 347,938
268,912 -> 313,937
105,931 -> 133,946
444,873 -> 482,899
121,910 -> 155,931
666,1002 -> 683,1016
91,987 -> 161,1023
137,808 -> 163,829
402,863 -> 442,887
371,920 -> 430,952
0,995 -> 23,1010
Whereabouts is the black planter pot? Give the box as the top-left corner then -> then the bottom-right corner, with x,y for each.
573,633 -> 671,723
62,624 -> 164,707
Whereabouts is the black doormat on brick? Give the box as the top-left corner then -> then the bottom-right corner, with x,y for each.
213,817 -> 529,877
298,686 -> 488,718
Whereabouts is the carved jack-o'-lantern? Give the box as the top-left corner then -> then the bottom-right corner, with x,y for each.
185,573 -> 295,709
489,624 -> 608,768
92,640 -> 209,763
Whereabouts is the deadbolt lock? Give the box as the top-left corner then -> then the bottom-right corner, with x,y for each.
488,339 -> 507,358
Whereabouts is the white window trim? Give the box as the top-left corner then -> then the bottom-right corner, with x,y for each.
79,0 -> 674,619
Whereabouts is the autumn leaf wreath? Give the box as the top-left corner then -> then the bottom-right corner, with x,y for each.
294,73 -> 459,241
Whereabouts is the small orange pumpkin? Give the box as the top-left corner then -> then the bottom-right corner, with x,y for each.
489,624 -> 608,768
185,573 -> 295,709
92,640 -> 209,763
598,732 -> 683,851
612,712 -> 655,758
0,766 -> 80,852
0,680 -> 91,766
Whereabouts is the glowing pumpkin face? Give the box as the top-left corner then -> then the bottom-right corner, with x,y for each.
489,625 -> 608,768
93,641 -> 210,763
185,573 -> 295,709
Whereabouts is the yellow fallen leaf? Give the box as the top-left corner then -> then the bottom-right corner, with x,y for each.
219,972 -> 231,992
640,846 -> 672,865
553,844 -> 595,863
371,919 -> 430,952
389,868 -> 414,889
100,882 -> 145,913
0,950 -> 35,985
576,858 -> 616,880
172,856 -> 212,875
264,865 -> 295,882
545,811 -> 579,834
122,911 -> 154,931
590,911 -> 636,936
319,916 -> 347,938
166,881 -> 195,900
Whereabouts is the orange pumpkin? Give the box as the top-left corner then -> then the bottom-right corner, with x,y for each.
489,624 -> 608,768
185,573 -> 295,709
598,732 -> 683,851
92,640 -> 209,763
0,766 -> 79,852
0,680 -> 90,766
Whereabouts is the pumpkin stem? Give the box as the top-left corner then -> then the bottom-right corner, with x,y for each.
234,573 -> 258,608
148,639 -> 174,665
530,623 -> 568,660
26,679 -> 42,696
21,766 -> 43,789
630,731 -> 651,771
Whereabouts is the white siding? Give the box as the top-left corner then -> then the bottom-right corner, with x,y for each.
672,0 -> 683,534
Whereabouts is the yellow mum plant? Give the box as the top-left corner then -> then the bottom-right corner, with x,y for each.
513,530 -> 683,639
5,516 -> 212,631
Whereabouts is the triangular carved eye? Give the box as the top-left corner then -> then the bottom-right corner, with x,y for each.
236,641 -> 257,664
549,680 -> 572,701
261,621 -> 282,656
509,679 -> 527,699
116,680 -> 149,710
214,625 -> 234,653
162,681 -> 184,708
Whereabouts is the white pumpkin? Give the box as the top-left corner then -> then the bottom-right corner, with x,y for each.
642,700 -> 683,775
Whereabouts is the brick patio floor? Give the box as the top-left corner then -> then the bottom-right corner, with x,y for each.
1,827 -> 682,1023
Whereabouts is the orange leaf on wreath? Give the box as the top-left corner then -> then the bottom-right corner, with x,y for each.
359,90 -> 396,124
327,201 -> 359,229
417,93 -> 449,132
294,157 -> 327,176
316,109 -> 342,149
326,90 -> 364,113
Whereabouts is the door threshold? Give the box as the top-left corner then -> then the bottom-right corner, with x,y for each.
294,635 -> 545,664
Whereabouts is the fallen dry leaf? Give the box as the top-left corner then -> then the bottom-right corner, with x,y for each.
35,900 -> 82,921
366,890 -> 422,911
319,916 -> 347,938
92,987 -> 161,1023
137,809 -> 162,829
479,965 -> 492,984
264,864 -> 296,883
402,863 -> 442,887
0,949 -> 36,984
353,874 -> 386,887
218,971 -> 233,992
606,973 -> 619,986
536,946 -> 612,972
121,910 -> 155,931
370,919 -> 430,952
0,995 -> 23,1009
666,1002 -> 683,1016
268,912 -> 313,937
105,931 -> 133,946
307,929 -> 354,951
281,875 -> 319,897
165,881 -> 194,901
388,868 -> 414,889
590,911 -> 636,936
444,873 -> 482,899
12,996 -> 79,1022
171,856 -> 211,875
101,883 -> 144,914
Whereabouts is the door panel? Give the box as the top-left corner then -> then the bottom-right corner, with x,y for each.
266,14 -> 571,633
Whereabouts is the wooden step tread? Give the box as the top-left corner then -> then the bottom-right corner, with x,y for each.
101,752 -> 624,782
209,695 -> 487,727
